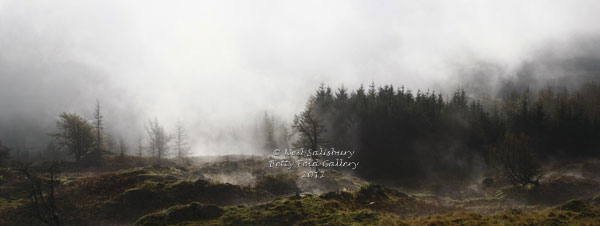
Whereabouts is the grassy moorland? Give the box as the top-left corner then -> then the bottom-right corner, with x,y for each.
1,154 -> 599,226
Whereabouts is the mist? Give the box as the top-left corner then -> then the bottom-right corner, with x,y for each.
1,0 -> 600,155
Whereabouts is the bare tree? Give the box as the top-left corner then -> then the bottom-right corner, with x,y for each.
173,120 -> 190,163
145,117 -> 171,163
49,113 -> 95,162
491,132 -> 542,187
293,104 -> 327,168
13,162 -> 62,226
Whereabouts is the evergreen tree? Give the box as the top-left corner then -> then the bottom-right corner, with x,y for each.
92,100 -> 105,164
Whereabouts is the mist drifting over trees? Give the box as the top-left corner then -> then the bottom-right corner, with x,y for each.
1,1 -> 600,225
294,81 -> 600,186
1,0 -> 600,156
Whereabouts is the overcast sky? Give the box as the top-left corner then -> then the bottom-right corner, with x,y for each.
1,0 -> 599,155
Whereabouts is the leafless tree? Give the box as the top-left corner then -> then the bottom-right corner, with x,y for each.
13,162 -> 62,226
145,117 -> 172,163
293,104 -> 327,170
173,120 -> 190,163
491,132 -> 542,186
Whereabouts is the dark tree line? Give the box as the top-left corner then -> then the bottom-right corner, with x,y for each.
295,82 -> 600,185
